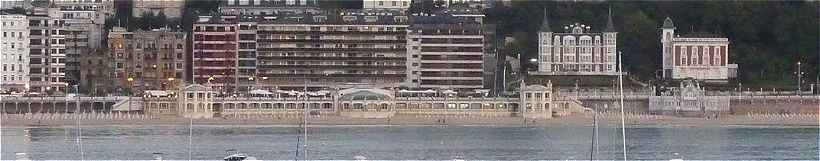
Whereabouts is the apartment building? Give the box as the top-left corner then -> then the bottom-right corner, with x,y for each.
406,10 -> 485,90
220,0 -> 320,15
1,14 -> 30,92
363,0 -> 411,10
193,10 -> 409,91
27,8 -> 68,93
133,0 -> 184,19
255,10 -> 409,90
51,0 -> 112,88
192,15 -> 241,92
107,27 -> 187,92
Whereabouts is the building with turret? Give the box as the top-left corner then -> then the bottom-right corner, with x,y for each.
659,17 -> 736,82
532,8 -> 619,76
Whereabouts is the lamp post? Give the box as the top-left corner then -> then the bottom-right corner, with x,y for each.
126,77 -> 134,113
261,77 -> 268,90
167,77 -> 175,91
127,77 -> 134,96
795,61 -> 804,95
248,76 -> 255,92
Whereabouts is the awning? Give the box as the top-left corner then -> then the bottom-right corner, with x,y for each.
144,90 -> 169,97
249,89 -> 274,95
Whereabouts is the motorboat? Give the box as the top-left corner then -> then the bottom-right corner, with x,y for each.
15,152 -> 31,161
223,149 -> 260,161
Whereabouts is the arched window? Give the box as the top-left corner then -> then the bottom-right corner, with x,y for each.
681,48 -> 688,66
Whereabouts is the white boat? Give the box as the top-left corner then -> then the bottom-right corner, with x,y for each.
15,152 -> 31,161
223,149 -> 260,161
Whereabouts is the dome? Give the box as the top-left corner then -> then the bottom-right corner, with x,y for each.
182,84 -> 212,92
338,88 -> 394,101
523,85 -> 551,92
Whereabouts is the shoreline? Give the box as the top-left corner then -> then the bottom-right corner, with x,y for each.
2,114 -> 817,129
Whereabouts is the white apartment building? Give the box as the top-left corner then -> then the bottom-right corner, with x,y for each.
1,14 -> 30,92
533,8 -> 619,76
0,0 -> 33,10
363,0 -> 411,10
220,0 -> 321,15
133,0 -> 184,19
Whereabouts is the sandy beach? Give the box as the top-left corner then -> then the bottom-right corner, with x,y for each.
1,113 -> 817,128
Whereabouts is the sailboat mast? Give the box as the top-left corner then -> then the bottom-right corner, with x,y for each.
303,79 -> 308,160
76,85 -> 84,161
589,109 -> 596,161
618,51 -> 627,161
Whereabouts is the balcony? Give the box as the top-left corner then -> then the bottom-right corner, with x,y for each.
257,30 -> 406,35
258,56 -> 404,61
258,73 -> 405,78
257,64 -> 406,69
257,38 -> 405,44
258,47 -> 404,52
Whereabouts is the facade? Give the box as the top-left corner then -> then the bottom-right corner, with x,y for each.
50,0 -> 112,88
255,10 -> 409,90
1,0 -> 33,10
133,0 -> 184,19
193,10 -> 410,92
533,9 -> 619,76
362,0 -> 411,10
660,17 -> 735,81
108,27 -> 187,92
649,79 -> 730,116
406,10 -> 485,90
220,0 -> 320,15
78,46 -> 112,95
1,14 -> 30,92
27,8 -> 68,92
192,15 -> 241,92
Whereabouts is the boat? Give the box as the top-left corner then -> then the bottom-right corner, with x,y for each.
669,152 -> 684,161
151,152 -> 164,161
15,152 -> 31,161
224,149 -> 260,161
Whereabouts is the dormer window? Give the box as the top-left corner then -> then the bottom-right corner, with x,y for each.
394,16 -> 408,23
313,16 -> 327,23
343,16 -> 357,22
364,16 -> 378,22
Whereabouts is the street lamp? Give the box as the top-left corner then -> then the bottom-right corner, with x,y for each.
248,76 -> 255,92
167,77 -> 175,91
127,77 -> 134,96
795,61 -> 804,95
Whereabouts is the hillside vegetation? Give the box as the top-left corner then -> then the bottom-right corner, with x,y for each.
488,1 -> 819,88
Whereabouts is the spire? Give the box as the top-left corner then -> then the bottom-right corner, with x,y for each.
541,7 -> 551,32
605,5 -> 616,32
662,17 -> 676,29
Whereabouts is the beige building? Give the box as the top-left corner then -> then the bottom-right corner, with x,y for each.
108,27 -> 187,92
533,9 -> 619,76
133,0 -> 184,19
660,17 -> 735,81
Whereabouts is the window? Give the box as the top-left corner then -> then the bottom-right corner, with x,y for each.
379,1 -> 384,5
343,16 -> 357,21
